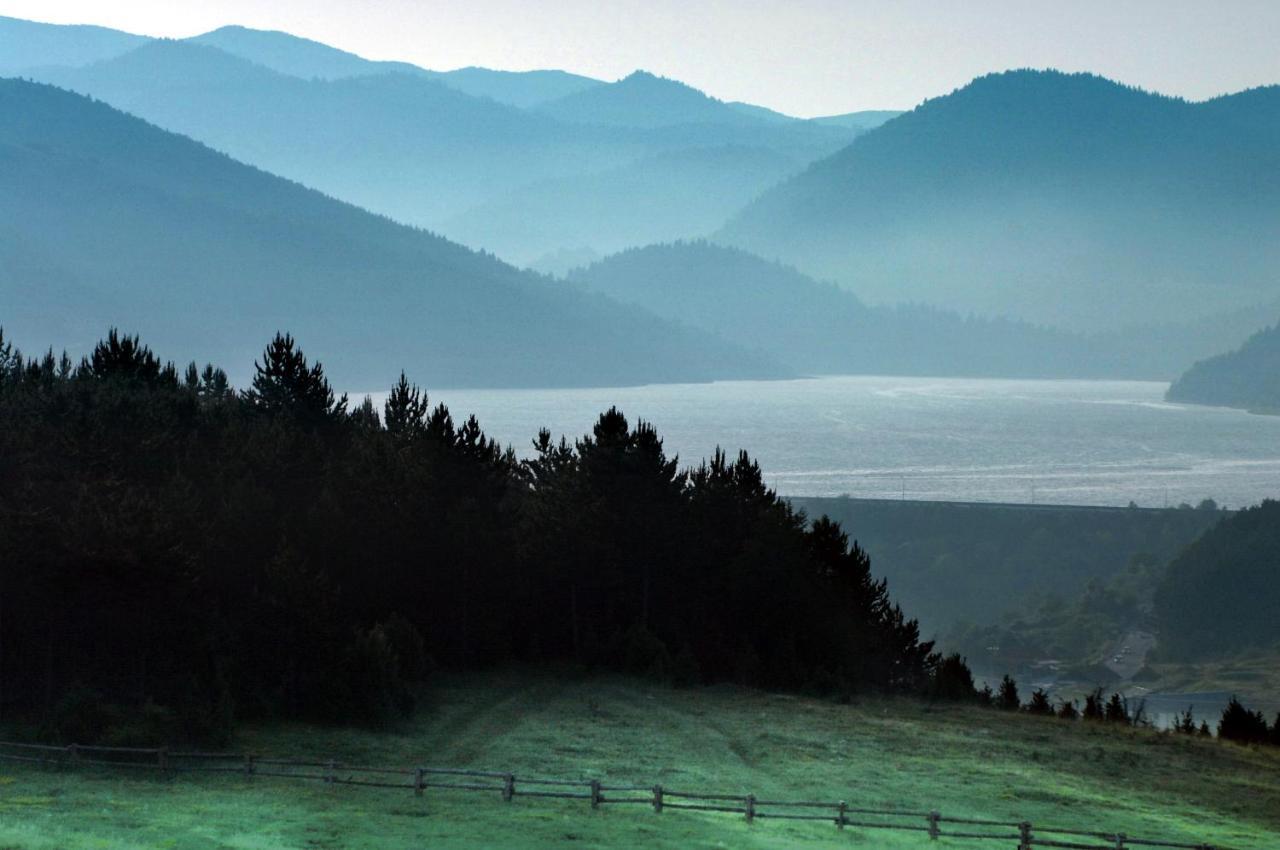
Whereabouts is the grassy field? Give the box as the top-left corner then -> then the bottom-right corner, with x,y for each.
2,671 -> 1278,849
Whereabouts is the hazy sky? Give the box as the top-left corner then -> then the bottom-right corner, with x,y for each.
6,1 -> 1279,116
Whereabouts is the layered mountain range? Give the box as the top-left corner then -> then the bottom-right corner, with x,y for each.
5,15 -> 1279,390
0,79 -> 781,389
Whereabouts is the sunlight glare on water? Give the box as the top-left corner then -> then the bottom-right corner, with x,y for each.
358,376 -> 1280,508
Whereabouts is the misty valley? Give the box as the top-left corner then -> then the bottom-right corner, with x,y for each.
1,7 -> 1279,850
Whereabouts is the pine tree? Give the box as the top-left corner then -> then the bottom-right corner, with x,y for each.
928,653 -> 977,701
997,674 -> 1020,710
1026,688 -> 1054,716
1058,699 -> 1079,720
243,333 -> 346,424
1105,693 -> 1129,724
1083,687 -> 1105,721
82,329 -> 172,386
384,372 -> 426,439
1218,696 -> 1269,744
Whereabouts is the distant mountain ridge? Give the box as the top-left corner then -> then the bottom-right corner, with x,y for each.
17,31 -> 861,265
569,242 -> 1101,378
538,70 -> 764,128
0,15 -> 148,73
0,79 -> 785,389
719,70 -> 1280,331
188,24 -> 604,107
567,241 -> 1280,379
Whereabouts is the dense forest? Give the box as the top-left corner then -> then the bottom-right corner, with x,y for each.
0,329 -> 939,743
1166,323 -> 1280,411
790,497 -> 1221,638
1155,500 -> 1280,659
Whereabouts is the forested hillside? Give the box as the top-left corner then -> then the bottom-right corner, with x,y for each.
792,497 -> 1223,638
720,70 -> 1280,331
0,330 -> 935,741
1156,500 -> 1280,659
1167,323 -> 1280,411
0,79 -> 783,389
567,241 -> 1274,378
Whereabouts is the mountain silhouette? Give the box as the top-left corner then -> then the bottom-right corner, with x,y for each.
0,79 -> 786,389
538,70 -> 766,128
719,70 -> 1280,331
24,37 -> 855,263
0,15 -> 147,73
189,24 -> 603,107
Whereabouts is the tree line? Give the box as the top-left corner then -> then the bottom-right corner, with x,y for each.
931,657 -> 1280,747
0,329 -> 939,743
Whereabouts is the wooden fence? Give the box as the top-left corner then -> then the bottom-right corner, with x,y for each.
0,740 -> 1227,850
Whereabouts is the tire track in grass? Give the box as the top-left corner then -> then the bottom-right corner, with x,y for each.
422,676 -> 571,766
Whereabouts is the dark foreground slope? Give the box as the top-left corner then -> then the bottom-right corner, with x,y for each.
0,80 -> 781,388
1167,323 -> 1280,412
720,71 -> 1280,331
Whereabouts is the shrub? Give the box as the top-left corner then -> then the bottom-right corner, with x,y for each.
621,624 -> 673,682
670,644 -> 702,688
381,613 -> 430,682
338,623 -> 414,726
1058,699 -> 1079,720
43,686 -> 112,744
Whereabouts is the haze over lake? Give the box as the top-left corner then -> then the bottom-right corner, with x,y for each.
387,376 -> 1280,508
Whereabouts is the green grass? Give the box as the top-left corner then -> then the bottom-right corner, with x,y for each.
2,671 -> 1278,849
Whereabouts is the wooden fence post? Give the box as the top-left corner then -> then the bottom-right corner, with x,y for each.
1115,834 -> 1127,850
502,773 -> 515,802
927,810 -> 940,840
157,748 -> 169,776
1019,821 -> 1033,850
326,759 -> 337,784
589,779 -> 601,809
745,794 -> 756,823
837,801 -> 846,829
67,743 -> 79,767
245,753 -> 256,778
414,767 -> 425,797
652,784 -> 663,813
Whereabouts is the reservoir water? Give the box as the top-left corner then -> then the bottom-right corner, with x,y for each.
376,376 -> 1280,508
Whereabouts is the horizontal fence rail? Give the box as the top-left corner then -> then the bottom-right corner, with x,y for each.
0,740 -> 1229,850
